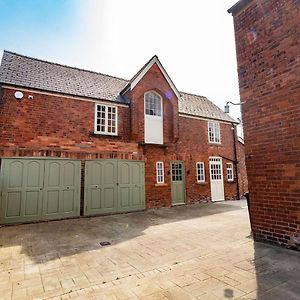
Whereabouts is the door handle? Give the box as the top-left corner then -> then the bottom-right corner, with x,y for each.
40,188 -> 42,191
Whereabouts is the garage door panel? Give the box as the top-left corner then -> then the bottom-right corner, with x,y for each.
104,163 -> 115,184
6,192 -> 22,217
46,190 -> 60,214
85,160 -> 117,215
118,161 -> 145,212
103,188 -> 115,208
62,190 -> 74,212
8,161 -> 23,188
27,161 -> 42,188
132,164 -> 141,184
132,187 -> 142,206
63,163 -> 76,186
43,160 -> 80,219
47,162 -> 60,187
119,187 -> 130,207
120,163 -> 130,184
90,163 -> 102,185
90,188 -> 101,209
24,191 -> 39,216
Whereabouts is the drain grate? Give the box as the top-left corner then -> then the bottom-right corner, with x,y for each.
100,241 -> 111,246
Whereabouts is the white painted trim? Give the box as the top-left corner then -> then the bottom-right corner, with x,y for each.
208,121 -> 221,144
196,162 -> 205,183
1,85 -> 129,107
156,161 -> 165,184
209,156 -> 225,202
179,113 -> 235,125
130,56 -> 180,99
226,163 -> 234,182
144,91 -> 164,144
94,103 -> 118,136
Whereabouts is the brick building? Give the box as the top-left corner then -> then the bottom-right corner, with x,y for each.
0,51 -> 247,224
228,0 -> 300,249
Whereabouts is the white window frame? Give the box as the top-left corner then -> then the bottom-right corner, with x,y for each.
208,121 -> 221,144
196,162 -> 205,183
226,163 -> 234,182
94,103 -> 118,136
144,91 -> 162,117
156,161 -> 164,184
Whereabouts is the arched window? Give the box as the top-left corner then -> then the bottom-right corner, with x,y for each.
145,92 -> 162,116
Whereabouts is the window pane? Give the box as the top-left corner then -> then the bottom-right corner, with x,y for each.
145,92 -> 161,116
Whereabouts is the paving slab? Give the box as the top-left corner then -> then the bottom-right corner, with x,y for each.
0,200 -> 299,299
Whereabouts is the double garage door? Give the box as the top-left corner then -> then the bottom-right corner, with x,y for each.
0,158 -> 81,224
84,160 -> 145,215
0,158 -> 145,224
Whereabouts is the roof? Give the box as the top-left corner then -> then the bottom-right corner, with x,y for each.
227,0 -> 252,15
0,51 -> 236,123
179,92 -> 236,123
0,51 -> 128,102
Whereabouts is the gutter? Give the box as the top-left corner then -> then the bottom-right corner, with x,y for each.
227,0 -> 252,15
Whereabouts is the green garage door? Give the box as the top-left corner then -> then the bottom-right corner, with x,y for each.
0,158 -> 80,224
84,160 -> 145,216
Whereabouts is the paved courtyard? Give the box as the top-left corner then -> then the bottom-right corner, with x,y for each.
0,200 -> 299,300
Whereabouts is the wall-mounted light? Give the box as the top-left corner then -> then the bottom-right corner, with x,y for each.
28,95 -> 33,100
224,101 -> 245,113
14,91 -> 24,100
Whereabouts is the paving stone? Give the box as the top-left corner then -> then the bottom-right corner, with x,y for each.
0,200 -> 299,300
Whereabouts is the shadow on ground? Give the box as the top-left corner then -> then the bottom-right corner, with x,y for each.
0,201 -> 243,264
253,242 -> 300,300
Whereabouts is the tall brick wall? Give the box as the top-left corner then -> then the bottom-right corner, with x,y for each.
229,0 -> 300,249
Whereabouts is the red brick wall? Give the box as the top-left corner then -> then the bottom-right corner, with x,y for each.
0,78 -> 246,211
0,88 -> 138,154
230,0 -> 300,249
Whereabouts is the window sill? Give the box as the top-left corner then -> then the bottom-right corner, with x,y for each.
90,131 -> 119,137
197,182 -> 207,185
208,142 -> 222,146
138,142 -> 168,148
227,180 -> 235,183
155,183 -> 168,187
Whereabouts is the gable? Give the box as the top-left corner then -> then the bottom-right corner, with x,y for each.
121,56 -> 180,99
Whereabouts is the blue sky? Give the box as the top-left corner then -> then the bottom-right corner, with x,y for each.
0,0 -> 242,120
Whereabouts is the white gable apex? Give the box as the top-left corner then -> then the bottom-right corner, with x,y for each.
129,56 -> 181,99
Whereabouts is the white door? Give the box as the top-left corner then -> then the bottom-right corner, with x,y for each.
144,91 -> 163,144
209,157 -> 225,202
